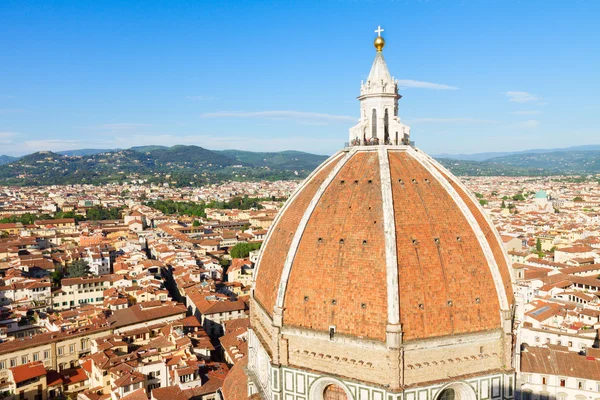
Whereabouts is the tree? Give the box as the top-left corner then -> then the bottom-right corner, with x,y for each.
50,267 -> 64,286
501,200 -> 506,209
536,238 -> 542,252
474,193 -> 484,199
479,199 -> 488,206
192,220 -> 201,227
512,193 -> 525,201
67,259 -> 91,278
230,242 -> 261,259
573,196 -> 584,202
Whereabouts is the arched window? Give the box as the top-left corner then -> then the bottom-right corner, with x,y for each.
438,389 -> 455,400
371,109 -> 377,138
384,109 -> 390,143
323,384 -> 348,400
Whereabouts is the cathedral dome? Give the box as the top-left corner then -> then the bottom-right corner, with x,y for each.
253,146 -> 514,343
248,28 -> 515,399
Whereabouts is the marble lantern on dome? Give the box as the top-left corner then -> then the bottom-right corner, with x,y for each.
241,27 -> 516,400
348,27 -> 411,146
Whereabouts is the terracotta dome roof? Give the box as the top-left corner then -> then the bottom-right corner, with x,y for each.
253,146 -> 514,342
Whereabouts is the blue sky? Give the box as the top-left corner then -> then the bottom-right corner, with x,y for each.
1,0 -> 599,156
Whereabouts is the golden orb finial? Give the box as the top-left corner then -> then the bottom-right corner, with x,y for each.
374,36 -> 385,52
374,25 -> 385,52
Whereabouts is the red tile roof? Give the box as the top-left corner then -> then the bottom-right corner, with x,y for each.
9,361 -> 47,384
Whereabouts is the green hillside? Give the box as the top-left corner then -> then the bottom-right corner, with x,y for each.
0,146 -> 326,187
218,149 -> 328,169
0,155 -> 17,165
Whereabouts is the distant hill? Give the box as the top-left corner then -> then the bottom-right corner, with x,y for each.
435,144 -> 600,161
218,150 -> 328,170
438,149 -> 600,176
58,148 -> 119,156
148,145 -> 241,167
2,144 -> 599,186
0,145 -> 327,187
0,155 -> 17,165
130,145 -> 169,153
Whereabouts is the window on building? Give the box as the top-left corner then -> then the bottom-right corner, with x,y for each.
10,358 -> 16,367
69,344 -> 75,353
535,336 -> 540,342
58,347 -> 64,356
568,341 -> 573,347
124,385 -> 131,393
21,356 -> 27,364
33,353 -> 39,362
560,379 -> 566,387
557,340 -> 562,345
44,350 -> 50,359
542,376 -> 547,385
577,381 -> 585,389
546,338 -> 551,344
0,361 -> 5,369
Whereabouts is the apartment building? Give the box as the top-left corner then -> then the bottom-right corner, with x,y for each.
51,274 -> 129,310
